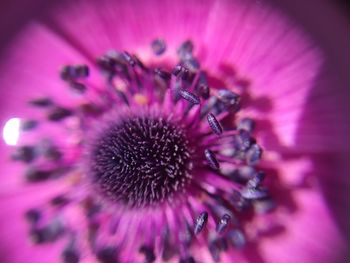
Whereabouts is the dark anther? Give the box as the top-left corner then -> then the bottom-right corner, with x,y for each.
151,39 -> 166,56
216,214 -> 231,234
83,198 -> 102,218
25,167 -> 52,182
179,89 -> 200,105
245,144 -> 262,166
29,220 -> 64,244
29,227 -> 50,244
226,166 -> 257,184
208,240 -> 221,262
80,103 -> 103,116
207,113 -> 223,135
179,256 -> 196,263
96,247 -> 118,263
75,65 -> 89,78
194,211 -> 208,235
217,89 -> 240,112
230,190 -> 249,212
123,51 -> 136,67
253,197 -> 276,214
29,97 -> 53,108
172,64 -> 193,81
227,229 -> 246,249
204,149 -> 220,170
133,55 -> 148,71
21,120 -> 38,131
197,83 -> 210,100
25,208 -> 42,225
160,228 -> 177,261
154,68 -> 171,80
61,246 -> 80,263
234,130 -> 252,151
139,245 -> 156,263
241,187 -> 268,200
96,55 -> 117,74
69,81 -> 87,93
179,224 -> 193,248
40,141 -> 62,161
183,57 -> 200,72
172,64 -> 188,77
60,65 -> 89,80
60,65 -> 75,80
195,71 -> 210,99
47,107 -> 73,122
50,195 -> 70,207
87,221 -> 99,248
212,237 -> 228,251
177,40 -> 194,60
11,145 -> 37,163
246,171 -> 266,189
237,118 -> 255,133
113,88 -> 130,106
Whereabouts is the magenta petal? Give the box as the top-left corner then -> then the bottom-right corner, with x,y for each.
0,0 -> 349,262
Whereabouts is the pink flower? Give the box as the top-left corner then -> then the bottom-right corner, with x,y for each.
0,0 -> 349,262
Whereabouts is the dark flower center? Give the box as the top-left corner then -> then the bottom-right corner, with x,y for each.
89,115 -> 194,208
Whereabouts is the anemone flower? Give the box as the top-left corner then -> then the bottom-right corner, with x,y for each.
0,0 -> 350,262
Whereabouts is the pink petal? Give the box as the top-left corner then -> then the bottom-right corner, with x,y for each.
0,0 -> 349,262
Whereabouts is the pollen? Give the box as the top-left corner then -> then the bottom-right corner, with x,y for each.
133,93 -> 148,105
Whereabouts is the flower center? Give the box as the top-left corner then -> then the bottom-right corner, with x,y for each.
89,115 -> 193,208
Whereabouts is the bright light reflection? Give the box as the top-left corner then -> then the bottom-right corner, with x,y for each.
3,118 -> 21,146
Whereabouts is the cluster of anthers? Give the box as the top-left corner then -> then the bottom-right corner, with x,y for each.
12,39 -> 275,263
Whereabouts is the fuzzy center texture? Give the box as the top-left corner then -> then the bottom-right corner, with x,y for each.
90,115 -> 193,208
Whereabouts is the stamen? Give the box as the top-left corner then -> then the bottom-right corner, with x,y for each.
245,144 -> 263,165
234,130 -> 253,151
182,57 -> 200,72
11,145 -> 37,163
194,211 -> 208,235
179,89 -> 200,105
177,40 -> 194,60
154,68 -> 171,81
20,120 -> 38,131
122,51 -> 136,67
50,195 -> 70,207
241,187 -> 268,200
216,213 -> 231,234
204,149 -> 220,170
96,247 -> 118,263
172,64 -> 189,78
29,97 -> 53,108
60,64 -> 89,80
237,117 -> 255,133
69,81 -> 86,94
30,219 -> 64,244
151,38 -> 166,56
246,171 -> 265,188
24,209 -> 42,225
217,89 -> 240,113
179,256 -> 196,263
47,107 -> 73,122
25,167 -> 53,182
207,113 -> 223,135
61,240 -> 80,263
139,245 -> 156,263
227,229 -> 246,249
